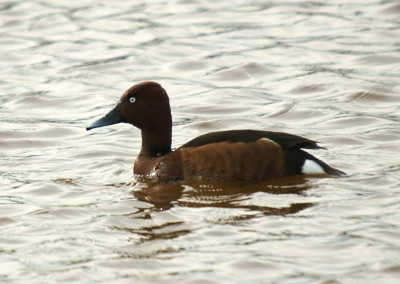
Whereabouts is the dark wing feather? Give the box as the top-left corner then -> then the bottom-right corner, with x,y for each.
180,130 -> 323,150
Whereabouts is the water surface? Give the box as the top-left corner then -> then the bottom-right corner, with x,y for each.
1,0 -> 400,283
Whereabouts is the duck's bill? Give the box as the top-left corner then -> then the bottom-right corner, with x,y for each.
86,106 -> 124,131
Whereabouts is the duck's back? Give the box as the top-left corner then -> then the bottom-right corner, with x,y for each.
180,130 -> 322,150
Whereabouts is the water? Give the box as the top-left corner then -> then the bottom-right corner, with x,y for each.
1,0 -> 400,283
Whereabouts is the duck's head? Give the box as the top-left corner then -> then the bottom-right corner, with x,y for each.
86,81 -> 172,132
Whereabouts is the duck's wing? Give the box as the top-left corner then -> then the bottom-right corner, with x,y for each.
178,129 -> 344,177
180,129 -> 323,150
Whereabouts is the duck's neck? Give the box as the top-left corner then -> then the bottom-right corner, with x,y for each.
140,127 -> 172,157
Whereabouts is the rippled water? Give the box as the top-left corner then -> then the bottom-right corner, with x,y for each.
1,0 -> 400,283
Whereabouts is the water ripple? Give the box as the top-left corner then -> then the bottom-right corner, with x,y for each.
1,0 -> 400,283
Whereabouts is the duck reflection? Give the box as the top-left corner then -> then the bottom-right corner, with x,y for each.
133,175 -> 316,216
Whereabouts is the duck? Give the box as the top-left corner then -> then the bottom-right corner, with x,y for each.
86,81 -> 345,181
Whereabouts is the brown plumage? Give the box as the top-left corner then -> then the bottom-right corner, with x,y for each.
86,81 -> 345,181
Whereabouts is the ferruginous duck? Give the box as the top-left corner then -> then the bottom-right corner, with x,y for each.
86,81 -> 345,181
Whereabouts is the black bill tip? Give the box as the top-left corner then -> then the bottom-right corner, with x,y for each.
86,106 -> 123,131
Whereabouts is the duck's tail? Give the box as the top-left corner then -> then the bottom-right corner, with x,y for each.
285,149 -> 346,177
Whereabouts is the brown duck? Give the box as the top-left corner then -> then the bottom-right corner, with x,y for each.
87,81 -> 345,181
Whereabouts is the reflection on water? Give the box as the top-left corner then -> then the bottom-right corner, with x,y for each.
1,0 -> 400,283
134,176 -> 314,215
112,177 -> 316,258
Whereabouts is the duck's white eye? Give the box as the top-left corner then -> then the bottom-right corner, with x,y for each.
129,97 -> 136,103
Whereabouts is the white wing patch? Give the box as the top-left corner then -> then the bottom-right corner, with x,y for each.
302,159 -> 325,174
